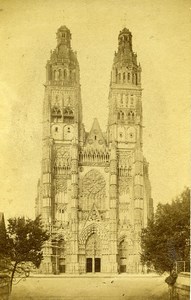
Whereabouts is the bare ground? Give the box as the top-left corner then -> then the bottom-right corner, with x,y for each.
10,275 -> 169,300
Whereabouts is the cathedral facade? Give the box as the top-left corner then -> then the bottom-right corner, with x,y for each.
36,26 -> 153,274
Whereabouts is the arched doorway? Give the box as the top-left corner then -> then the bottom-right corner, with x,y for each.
85,233 -> 101,273
119,240 -> 127,273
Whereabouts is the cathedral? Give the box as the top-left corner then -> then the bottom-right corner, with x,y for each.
35,25 -> 153,274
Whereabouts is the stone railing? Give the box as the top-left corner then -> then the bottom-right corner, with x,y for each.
0,274 -> 10,300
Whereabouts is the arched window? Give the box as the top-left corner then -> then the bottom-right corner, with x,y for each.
119,240 -> 127,273
128,73 -> 130,81
135,73 -> 138,85
58,69 -> 62,80
63,107 -> 74,123
128,111 -> 135,122
118,111 -> 125,121
123,72 -> 126,82
54,70 -> 57,80
64,69 -> 67,79
119,73 -> 121,82
132,73 -> 134,84
51,106 -> 62,122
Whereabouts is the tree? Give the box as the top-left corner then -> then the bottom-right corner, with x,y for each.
141,187 -> 190,274
0,216 -> 49,291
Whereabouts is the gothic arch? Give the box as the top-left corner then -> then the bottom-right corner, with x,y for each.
79,223 -> 108,247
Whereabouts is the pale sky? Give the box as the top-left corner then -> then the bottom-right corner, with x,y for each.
0,0 -> 190,219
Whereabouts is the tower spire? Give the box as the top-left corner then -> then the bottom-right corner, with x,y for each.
108,27 -> 142,147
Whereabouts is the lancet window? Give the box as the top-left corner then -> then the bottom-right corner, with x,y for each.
118,111 -> 125,121
51,106 -> 62,122
79,149 -> 110,164
128,111 -> 135,122
63,107 -> 74,123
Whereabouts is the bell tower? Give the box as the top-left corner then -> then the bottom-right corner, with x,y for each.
108,28 -> 142,147
108,28 -> 152,273
45,25 -> 82,137
42,25 -> 82,226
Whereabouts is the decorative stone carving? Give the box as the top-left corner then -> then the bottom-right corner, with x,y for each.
56,146 -> 70,160
82,169 -> 106,200
119,177 -> 129,195
119,153 -> 132,167
85,233 -> 101,256
71,160 -> 78,173
86,204 -> 101,222
88,208 -> 100,222
81,211 -> 89,221
54,146 -> 71,174
79,223 -> 109,246
79,148 -> 110,165
63,228 -> 73,241
104,167 -> 109,173
71,183 -> 78,199
55,176 -> 67,193
56,203 -> 67,212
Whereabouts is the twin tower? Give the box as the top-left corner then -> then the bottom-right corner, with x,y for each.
36,26 -> 153,274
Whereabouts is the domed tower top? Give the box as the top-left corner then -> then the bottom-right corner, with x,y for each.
56,25 -> 72,48
110,27 -> 141,86
118,27 -> 132,52
46,25 -> 80,87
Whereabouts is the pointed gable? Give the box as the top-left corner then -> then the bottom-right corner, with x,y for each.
85,118 -> 106,146
88,203 -> 101,222
83,203 -> 102,229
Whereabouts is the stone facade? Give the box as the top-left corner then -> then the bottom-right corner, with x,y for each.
36,26 -> 153,274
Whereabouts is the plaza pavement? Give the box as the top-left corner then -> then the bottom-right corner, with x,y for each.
10,274 -> 169,300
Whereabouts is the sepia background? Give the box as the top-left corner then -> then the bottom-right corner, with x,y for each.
0,0 -> 190,219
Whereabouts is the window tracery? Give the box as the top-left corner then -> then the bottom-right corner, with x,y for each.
63,107 -> 74,123
51,106 -> 62,122
82,169 -> 106,200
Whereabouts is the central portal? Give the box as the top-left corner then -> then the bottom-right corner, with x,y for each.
85,233 -> 101,273
86,257 -> 101,273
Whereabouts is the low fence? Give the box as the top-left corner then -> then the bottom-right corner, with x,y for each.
174,261 -> 190,274
0,274 -> 10,300
168,272 -> 190,300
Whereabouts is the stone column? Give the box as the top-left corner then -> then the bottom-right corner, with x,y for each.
41,89 -> 54,273
108,142 -> 118,273
67,140 -> 79,273
133,148 -> 144,273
